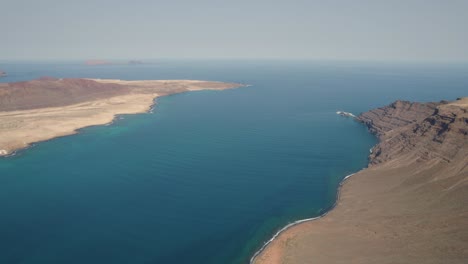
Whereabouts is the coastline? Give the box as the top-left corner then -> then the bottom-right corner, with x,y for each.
0,93 -> 158,157
249,172 -> 357,264
252,98 -> 468,264
0,79 -> 244,157
0,94 -> 158,158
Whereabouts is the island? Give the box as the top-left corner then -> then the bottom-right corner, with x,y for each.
84,60 -> 113,66
253,97 -> 468,263
0,77 -> 243,156
128,60 -> 145,65
84,60 -> 146,66
0,71 -> 6,77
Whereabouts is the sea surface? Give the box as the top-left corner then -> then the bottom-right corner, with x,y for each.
0,60 -> 467,264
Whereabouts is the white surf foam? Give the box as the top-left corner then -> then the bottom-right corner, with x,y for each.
249,172 -> 357,264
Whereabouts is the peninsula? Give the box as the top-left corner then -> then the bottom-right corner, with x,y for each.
253,97 -> 468,264
0,78 -> 242,156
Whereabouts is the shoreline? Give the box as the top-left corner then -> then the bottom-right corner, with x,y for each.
0,93 -> 158,157
249,172 -> 357,264
0,79 -> 245,157
0,96 -> 158,159
251,98 -> 468,264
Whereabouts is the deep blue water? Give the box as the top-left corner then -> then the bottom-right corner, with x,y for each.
0,60 -> 467,264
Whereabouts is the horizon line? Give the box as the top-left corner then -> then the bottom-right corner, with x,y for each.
1,58 -> 468,64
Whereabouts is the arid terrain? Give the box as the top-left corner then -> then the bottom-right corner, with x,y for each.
253,98 -> 468,264
0,78 -> 241,156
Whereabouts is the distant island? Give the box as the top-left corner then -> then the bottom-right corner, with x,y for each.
0,78 -> 243,156
84,60 -> 146,66
0,71 -> 6,77
128,60 -> 144,65
253,97 -> 468,264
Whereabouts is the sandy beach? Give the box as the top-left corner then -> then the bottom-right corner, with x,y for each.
253,98 -> 468,264
0,79 -> 242,156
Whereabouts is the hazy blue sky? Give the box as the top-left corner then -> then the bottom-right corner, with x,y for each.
2,0 -> 468,61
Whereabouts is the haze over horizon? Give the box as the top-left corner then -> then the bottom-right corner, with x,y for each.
2,0 -> 468,62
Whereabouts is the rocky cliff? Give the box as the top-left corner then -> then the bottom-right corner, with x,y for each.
358,99 -> 467,166
254,97 -> 468,264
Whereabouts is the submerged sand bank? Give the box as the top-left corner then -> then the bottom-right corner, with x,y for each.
253,98 -> 468,264
0,79 -> 242,156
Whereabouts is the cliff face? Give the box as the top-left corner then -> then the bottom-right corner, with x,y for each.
358,99 -> 467,166
254,97 -> 468,264
358,100 -> 440,137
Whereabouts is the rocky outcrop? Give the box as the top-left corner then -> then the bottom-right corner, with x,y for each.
357,100 -> 440,137
357,99 -> 467,166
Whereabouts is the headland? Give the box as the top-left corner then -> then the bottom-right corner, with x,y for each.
0,78 -> 242,156
253,97 -> 468,264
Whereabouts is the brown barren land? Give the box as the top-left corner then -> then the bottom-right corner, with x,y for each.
0,78 -> 242,156
253,98 -> 468,264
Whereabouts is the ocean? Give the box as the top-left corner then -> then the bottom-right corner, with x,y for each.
0,60 -> 467,264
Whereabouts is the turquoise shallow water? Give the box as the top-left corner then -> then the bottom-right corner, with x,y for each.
0,60 -> 467,264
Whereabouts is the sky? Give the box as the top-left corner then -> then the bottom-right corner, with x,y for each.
1,0 -> 468,61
